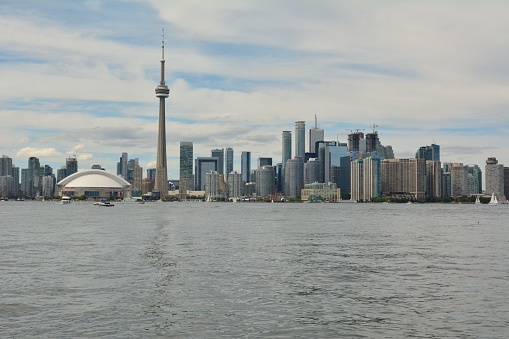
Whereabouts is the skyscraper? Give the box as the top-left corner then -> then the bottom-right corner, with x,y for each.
308,115 -> 324,153
228,171 -> 242,199
241,151 -> 251,183
416,144 -> 440,162
195,157 -> 218,191
256,165 -> 275,197
226,148 -> 234,175
295,121 -> 305,160
117,153 -> 127,178
154,29 -> 170,197
485,157 -> 506,201
211,149 -> 224,175
285,157 -> 304,199
27,157 -> 40,198
180,141 -> 194,190
282,131 -> 292,194
257,157 -> 272,168
0,155 -> 13,176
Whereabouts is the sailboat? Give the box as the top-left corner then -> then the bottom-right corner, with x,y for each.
475,196 -> 481,205
488,192 -> 498,205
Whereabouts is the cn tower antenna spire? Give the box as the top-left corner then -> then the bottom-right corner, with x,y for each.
162,27 -> 165,60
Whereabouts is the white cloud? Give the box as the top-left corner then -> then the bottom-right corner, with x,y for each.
16,147 -> 61,158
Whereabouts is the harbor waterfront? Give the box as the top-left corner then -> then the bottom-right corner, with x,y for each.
1,202 -> 508,337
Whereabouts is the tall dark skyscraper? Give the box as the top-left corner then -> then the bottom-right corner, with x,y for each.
66,157 -> 78,177
211,149 -> 224,175
180,141 -> 194,190
155,29 -> 170,197
226,148 -> 234,175
241,151 -> 251,183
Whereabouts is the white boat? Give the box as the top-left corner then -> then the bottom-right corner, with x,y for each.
488,192 -> 498,205
61,196 -> 71,204
475,196 -> 481,205
94,199 -> 114,207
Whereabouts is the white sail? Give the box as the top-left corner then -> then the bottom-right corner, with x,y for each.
489,192 -> 498,205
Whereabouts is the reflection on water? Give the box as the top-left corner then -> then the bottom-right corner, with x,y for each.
1,201 -> 508,337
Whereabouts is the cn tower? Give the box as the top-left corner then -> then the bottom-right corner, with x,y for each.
154,29 -> 170,197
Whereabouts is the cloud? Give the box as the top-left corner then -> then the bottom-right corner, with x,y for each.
16,147 -> 61,158
77,153 -> 94,161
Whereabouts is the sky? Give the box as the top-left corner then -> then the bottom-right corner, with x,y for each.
1,0 -> 508,179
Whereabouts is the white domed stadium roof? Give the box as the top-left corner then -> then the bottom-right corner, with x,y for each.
58,170 -> 131,188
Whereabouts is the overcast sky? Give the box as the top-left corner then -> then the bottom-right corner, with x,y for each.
1,0 -> 508,177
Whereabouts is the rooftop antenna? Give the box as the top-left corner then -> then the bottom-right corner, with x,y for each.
372,123 -> 378,134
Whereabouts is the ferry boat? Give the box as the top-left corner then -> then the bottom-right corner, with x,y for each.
61,196 -> 71,204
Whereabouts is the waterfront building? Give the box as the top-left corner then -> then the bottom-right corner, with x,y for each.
485,157 -> 506,201
211,149 -> 224,175
256,166 -> 275,197
205,171 -> 224,200
227,171 -> 243,199
226,148 -> 234,178
21,169 -> 29,197
282,131 -> 292,194
285,157 -> 304,199
350,158 -> 364,201
468,164 -> 482,195
195,157 -> 218,191
450,163 -> 469,198
381,158 -> 426,200
295,121 -> 306,160
42,175 -> 56,198
57,169 -> 131,198
308,115 -> 324,153
301,182 -> 341,202
180,141 -> 194,191
241,151 -> 251,183
304,158 -> 321,184
12,166 -> 20,197
154,30 -> 170,197
0,175 -> 15,198
504,167 -> 509,201
426,160 -> 442,198
363,157 -> 381,201
27,157 -> 40,198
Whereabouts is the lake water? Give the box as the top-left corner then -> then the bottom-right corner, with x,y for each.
1,201 -> 508,337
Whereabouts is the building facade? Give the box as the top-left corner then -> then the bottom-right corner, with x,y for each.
180,141 -> 194,191
241,151 -> 251,184
381,158 -> 426,200
195,157 -> 218,191
285,157 -> 304,199
295,121 -> 306,160
256,166 -> 275,197
485,157 -> 506,201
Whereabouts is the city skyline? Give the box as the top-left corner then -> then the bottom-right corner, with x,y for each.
1,1 -> 509,177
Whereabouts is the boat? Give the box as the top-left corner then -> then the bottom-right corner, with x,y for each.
94,199 -> 114,207
61,196 -> 71,204
488,192 -> 498,205
475,196 -> 481,205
